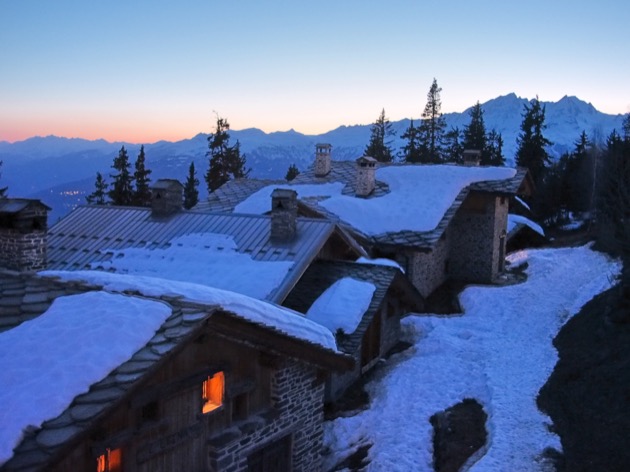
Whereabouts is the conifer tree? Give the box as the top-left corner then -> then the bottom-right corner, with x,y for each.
443,127 -> 463,164
132,145 -> 152,206
400,119 -> 422,163
183,161 -> 199,210
486,130 -> 505,166
285,163 -> 300,181
515,97 -> 552,182
418,78 -> 447,163
205,116 -> 250,193
0,160 -> 7,198
462,102 -> 487,159
86,172 -> 108,205
364,108 -> 395,162
108,146 -> 134,205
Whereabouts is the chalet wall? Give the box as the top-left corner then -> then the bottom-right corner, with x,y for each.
50,332 -> 326,472
0,229 -> 46,271
449,193 -> 508,283
327,298 -> 402,402
407,236 -> 449,298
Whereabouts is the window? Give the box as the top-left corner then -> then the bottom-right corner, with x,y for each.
202,371 -> 224,414
96,448 -> 122,472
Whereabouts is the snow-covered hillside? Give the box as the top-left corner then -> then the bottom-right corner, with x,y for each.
1,94 -> 626,222
324,245 -> 621,471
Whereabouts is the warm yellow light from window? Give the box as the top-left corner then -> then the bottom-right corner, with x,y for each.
202,371 -> 224,413
96,448 -> 121,472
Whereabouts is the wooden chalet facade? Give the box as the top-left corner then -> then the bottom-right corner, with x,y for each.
0,271 -> 352,472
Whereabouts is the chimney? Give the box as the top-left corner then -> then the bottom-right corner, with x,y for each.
150,179 -> 184,216
463,149 -> 481,166
0,199 -> 50,271
314,143 -> 332,177
270,188 -> 297,241
355,156 -> 377,197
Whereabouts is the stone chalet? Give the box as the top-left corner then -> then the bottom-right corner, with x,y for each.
3,179 -> 423,400
283,260 -> 423,401
0,269 -> 353,472
198,144 -> 533,298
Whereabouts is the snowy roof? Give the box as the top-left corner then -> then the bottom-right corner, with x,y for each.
0,291 -> 171,466
507,214 -> 545,237
47,205 -> 358,303
0,198 -> 51,214
306,278 -> 376,335
283,260 -> 424,354
0,270 -> 352,470
203,162 -> 529,249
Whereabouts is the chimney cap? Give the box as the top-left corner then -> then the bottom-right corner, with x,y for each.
271,188 -> 297,199
356,155 -> 377,167
151,179 -> 184,191
315,143 -> 332,149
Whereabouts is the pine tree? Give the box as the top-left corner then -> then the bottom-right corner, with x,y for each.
108,146 -> 134,205
285,163 -> 300,181
364,108 -> 395,162
443,127 -> 463,164
86,172 -> 108,205
132,145 -> 152,206
0,160 -> 7,198
205,116 -> 250,193
400,119 -> 422,163
417,78 -> 447,163
462,102 -> 488,160
486,130 -> 505,166
515,97 -> 552,182
183,162 -> 199,210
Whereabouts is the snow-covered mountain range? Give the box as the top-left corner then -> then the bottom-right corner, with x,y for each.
1,94 -> 626,222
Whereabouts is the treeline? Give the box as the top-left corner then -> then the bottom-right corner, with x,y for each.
363,78 -> 505,166
86,146 -> 201,210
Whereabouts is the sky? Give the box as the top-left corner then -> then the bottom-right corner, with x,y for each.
1,0 -> 629,144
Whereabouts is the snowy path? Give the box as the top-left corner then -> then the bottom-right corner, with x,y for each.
324,246 -> 620,471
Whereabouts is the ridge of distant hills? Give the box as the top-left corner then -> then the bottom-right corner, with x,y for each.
1,93 -> 626,222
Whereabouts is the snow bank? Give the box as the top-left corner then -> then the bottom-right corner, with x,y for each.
234,166 -> 516,235
306,278 -> 376,334
324,246 -> 620,471
40,270 -> 338,352
0,292 -> 171,465
91,233 -> 293,300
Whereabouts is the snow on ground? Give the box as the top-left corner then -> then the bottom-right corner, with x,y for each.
508,214 -> 545,236
0,292 -> 171,466
40,270 -> 338,352
234,166 -> 516,234
90,233 -> 294,300
324,246 -> 621,471
306,278 -> 376,334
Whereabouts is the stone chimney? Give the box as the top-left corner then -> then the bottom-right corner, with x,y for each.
463,149 -> 481,166
270,188 -> 297,241
151,179 -> 183,216
355,156 -> 377,197
314,143 -> 332,177
0,199 -> 50,271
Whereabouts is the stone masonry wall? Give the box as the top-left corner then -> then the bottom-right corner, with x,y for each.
0,230 -> 47,272
208,358 -> 325,472
449,195 -> 506,283
408,235 -> 450,298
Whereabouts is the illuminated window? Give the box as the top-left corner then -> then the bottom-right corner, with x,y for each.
202,371 -> 224,414
96,448 -> 122,472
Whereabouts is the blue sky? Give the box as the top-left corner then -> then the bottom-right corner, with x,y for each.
1,0 -> 628,143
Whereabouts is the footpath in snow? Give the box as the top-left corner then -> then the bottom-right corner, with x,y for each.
324,245 -> 621,471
